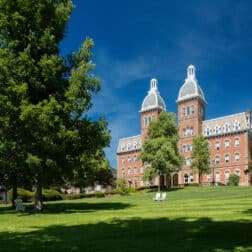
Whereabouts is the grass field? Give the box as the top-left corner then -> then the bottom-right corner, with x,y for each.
0,186 -> 251,252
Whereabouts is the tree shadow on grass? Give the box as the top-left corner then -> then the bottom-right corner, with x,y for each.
0,217 -> 251,252
0,201 -> 134,215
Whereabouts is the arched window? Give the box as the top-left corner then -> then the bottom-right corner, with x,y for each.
128,167 -> 131,175
215,172 -> 220,182
215,141 -> 220,150
234,138 -> 240,147
184,174 -> 189,184
235,153 -> 240,162
225,140 -> 230,149
215,155 -> 220,164
225,170 -> 230,180
225,154 -> 230,163
235,169 -> 240,176
134,167 -> 137,174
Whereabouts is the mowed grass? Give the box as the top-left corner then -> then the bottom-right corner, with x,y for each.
0,187 -> 251,252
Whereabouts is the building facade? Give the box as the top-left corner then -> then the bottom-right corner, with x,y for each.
117,65 -> 252,187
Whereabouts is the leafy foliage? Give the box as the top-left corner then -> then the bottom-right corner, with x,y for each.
227,174 -> 240,186
0,0 -> 111,211
190,135 -> 211,184
140,112 -> 182,184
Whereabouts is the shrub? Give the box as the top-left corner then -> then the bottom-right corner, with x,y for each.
95,192 -> 105,198
227,174 -> 240,186
42,189 -> 63,201
8,188 -> 33,202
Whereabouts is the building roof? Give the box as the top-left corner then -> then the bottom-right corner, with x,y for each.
117,135 -> 142,153
177,65 -> 206,103
202,111 -> 251,137
141,78 -> 166,112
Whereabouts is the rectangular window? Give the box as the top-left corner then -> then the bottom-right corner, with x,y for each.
133,155 -> 137,162
225,140 -> 230,149
215,141 -> 220,150
235,153 -> 240,162
182,107 -> 186,116
215,156 -> 220,164
191,105 -> 195,114
144,117 -> 148,126
134,167 -> 137,174
234,138 -> 240,147
225,154 -> 229,163
187,106 -> 190,115
128,156 -> 131,163
128,168 -> 131,175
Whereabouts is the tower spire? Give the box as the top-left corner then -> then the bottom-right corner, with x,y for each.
187,65 -> 196,79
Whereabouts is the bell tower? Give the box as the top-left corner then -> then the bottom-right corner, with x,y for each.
177,65 -> 206,170
140,78 -> 166,140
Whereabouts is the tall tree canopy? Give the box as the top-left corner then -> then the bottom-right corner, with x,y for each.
0,0 -> 110,210
140,111 -> 182,190
190,134 -> 210,185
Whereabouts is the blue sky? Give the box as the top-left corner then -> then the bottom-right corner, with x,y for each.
60,0 -> 252,169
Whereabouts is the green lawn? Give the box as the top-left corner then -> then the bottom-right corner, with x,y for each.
0,186 -> 251,252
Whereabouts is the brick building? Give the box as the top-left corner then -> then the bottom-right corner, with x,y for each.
117,65 -> 252,187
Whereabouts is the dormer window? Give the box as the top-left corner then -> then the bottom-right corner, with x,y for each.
233,121 -> 241,131
133,141 -> 137,149
121,144 -> 126,151
204,127 -> 211,136
223,122 -> 231,133
214,125 -> 221,134
127,143 -> 131,151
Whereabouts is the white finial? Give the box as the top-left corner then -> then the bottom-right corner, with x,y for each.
187,65 -> 196,79
150,78 -> 158,91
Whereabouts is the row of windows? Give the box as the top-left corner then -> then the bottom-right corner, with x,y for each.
184,152 -> 241,166
182,105 -> 195,116
209,169 -> 240,182
182,144 -> 193,152
121,155 -> 138,164
122,167 -> 138,175
204,120 -> 242,136
183,169 -> 241,183
214,138 -> 240,150
182,126 -> 194,137
214,153 -> 241,163
121,141 -> 139,151
144,115 -> 155,126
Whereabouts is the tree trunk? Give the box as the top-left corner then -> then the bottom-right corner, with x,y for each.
198,172 -> 201,186
158,172 -> 160,192
34,181 -> 43,211
11,180 -> 18,208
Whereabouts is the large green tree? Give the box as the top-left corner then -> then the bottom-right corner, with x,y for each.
0,0 -> 110,210
140,111 -> 182,191
190,134 -> 210,185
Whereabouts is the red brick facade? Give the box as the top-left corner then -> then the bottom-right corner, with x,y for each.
117,67 -> 252,187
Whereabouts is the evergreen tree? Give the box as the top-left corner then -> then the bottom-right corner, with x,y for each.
140,112 -> 182,191
190,134 -> 210,185
0,0 -> 110,210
